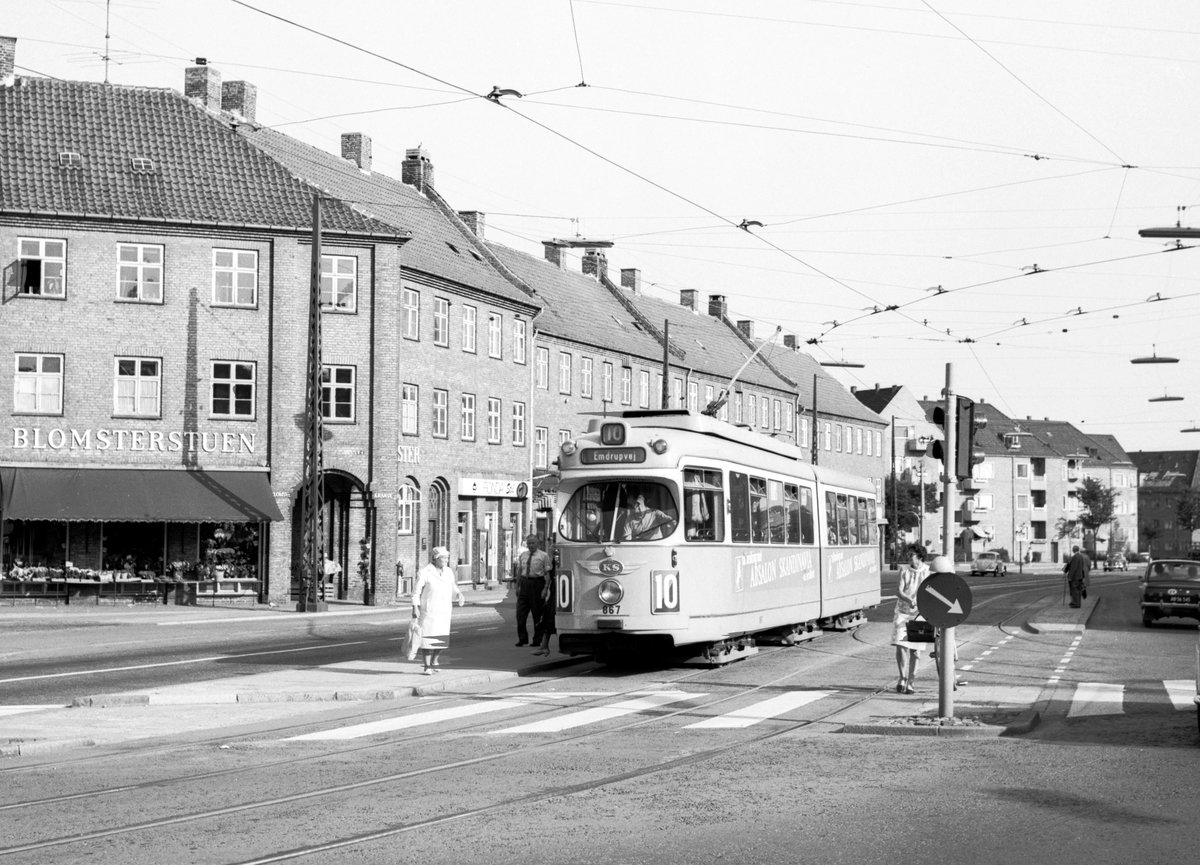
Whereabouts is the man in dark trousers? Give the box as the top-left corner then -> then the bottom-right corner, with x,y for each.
1064,545 -> 1090,608
512,534 -> 551,646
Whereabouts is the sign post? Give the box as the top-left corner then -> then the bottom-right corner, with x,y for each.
918,559 -> 972,718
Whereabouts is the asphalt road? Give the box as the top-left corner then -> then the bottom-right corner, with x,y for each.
1,571 -> 1196,865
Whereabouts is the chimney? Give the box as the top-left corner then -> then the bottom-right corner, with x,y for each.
708,294 -> 727,318
185,62 -> 222,110
581,248 -> 607,281
620,268 -> 641,294
783,334 -> 797,350
221,80 -> 257,122
542,241 -> 566,268
402,147 -> 434,191
340,133 -> 372,172
850,385 -> 857,393
736,320 -> 754,338
458,211 -> 486,238
680,289 -> 698,311
0,36 -> 15,85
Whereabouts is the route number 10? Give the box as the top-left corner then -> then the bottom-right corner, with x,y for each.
651,571 -> 680,613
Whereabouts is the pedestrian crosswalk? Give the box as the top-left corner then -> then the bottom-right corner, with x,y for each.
279,678 -> 1197,743
1067,680 -> 1196,718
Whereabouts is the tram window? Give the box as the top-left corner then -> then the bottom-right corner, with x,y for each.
825,491 -> 839,544
683,467 -> 724,542
836,493 -> 851,544
865,497 -> 879,544
784,484 -> 800,545
768,480 -> 785,544
857,497 -> 870,545
749,476 -> 768,543
799,487 -> 815,544
558,481 -> 678,543
730,471 -> 751,542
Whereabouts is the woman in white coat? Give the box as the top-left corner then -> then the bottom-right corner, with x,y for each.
411,546 -> 465,674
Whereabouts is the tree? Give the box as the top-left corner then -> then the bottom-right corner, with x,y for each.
1175,490 -> 1200,553
1141,525 -> 1159,557
1077,477 -> 1117,557
885,475 -> 940,552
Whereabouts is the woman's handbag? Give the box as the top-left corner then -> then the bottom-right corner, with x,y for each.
905,618 -> 935,642
403,617 -> 422,661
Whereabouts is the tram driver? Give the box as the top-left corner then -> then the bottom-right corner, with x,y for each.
619,488 -> 678,541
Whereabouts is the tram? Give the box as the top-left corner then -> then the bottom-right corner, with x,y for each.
552,410 -> 881,663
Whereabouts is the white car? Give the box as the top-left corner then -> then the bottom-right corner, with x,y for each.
970,550 -> 1007,577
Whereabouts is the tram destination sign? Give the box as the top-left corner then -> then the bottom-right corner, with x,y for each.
580,447 -> 646,465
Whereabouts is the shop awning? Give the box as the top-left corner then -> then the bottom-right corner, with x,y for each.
0,467 -> 284,522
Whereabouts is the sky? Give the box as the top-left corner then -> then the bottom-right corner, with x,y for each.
8,0 -> 1200,453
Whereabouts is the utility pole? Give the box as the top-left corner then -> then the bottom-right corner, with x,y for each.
660,319 -> 671,409
939,362 -> 956,718
298,194 -> 327,613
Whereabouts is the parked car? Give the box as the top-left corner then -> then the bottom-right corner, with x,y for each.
970,550 -> 1007,577
1103,553 -> 1128,572
1139,559 -> 1200,627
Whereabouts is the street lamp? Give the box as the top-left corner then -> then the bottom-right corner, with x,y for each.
1016,523 -> 1029,573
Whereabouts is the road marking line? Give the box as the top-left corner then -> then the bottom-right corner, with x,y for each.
684,691 -> 830,729
491,692 -> 704,734
1164,680 -> 1196,711
286,700 -> 528,741
0,705 -> 66,717
1068,682 -> 1124,717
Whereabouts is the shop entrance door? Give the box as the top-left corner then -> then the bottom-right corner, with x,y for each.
475,528 -> 489,587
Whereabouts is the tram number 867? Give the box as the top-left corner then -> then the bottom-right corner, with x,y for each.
652,571 -> 680,614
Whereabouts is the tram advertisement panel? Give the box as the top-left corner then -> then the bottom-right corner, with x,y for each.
824,548 -> 879,585
733,548 -> 819,593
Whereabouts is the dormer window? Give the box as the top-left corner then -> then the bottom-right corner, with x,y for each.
130,156 -> 156,173
57,151 -> 82,169
1004,433 -> 1022,450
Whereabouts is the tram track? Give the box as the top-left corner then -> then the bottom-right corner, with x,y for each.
0,641 -> 887,861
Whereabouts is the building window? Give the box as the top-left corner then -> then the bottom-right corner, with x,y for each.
800,416 -> 809,448
321,365 -> 355,421
686,381 -> 697,412
602,362 -> 614,402
621,367 -> 632,405
512,401 -> 526,446
559,351 -> 572,394
17,238 -> 66,297
823,422 -> 832,451
14,353 -> 63,414
211,361 -> 255,418
432,389 -> 448,438
212,249 -> 257,307
488,313 -> 502,358
760,398 -> 770,429
402,288 -> 420,340
397,484 -> 419,535
513,319 -> 527,364
774,399 -> 782,430
735,392 -> 743,423
536,347 -> 549,389
1017,494 -> 1029,510
639,370 -> 650,408
320,254 -> 357,312
835,424 -> 843,452
865,428 -> 873,456
534,426 -> 549,469
786,403 -> 794,434
433,297 -> 449,346
116,243 -> 163,303
673,377 -> 684,409
462,305 -> 477,353
747,394 -> 756,426
1016,463 -> 1029,478
875,431 -> 882,456
559,429 -> 571,446
114,357 -> 160,417
581,357 -> 593,398
401,383 -> 419,434
704,384 -> 715,412
487,397 -> 501,443
856,427 -> 863,454
460,393 -> 476,441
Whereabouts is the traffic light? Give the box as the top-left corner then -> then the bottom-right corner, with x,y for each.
954,397 -> 986,481
930,397 -> 987,481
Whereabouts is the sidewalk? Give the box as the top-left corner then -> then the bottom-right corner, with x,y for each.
1,588 -> 1098,756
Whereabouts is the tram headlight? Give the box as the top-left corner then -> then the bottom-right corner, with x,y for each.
560,439 -> 578,456
598,578 -> 624,605
650,438 -> 669,455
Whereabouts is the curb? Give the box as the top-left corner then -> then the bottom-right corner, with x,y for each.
1,737 -> 97,757
71,694 -> 150,708
838,722 -> 1007,737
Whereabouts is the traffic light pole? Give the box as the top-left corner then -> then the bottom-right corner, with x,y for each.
940,363 -> 956,718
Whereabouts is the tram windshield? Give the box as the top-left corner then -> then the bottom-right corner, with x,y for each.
558,481 -> 679,543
